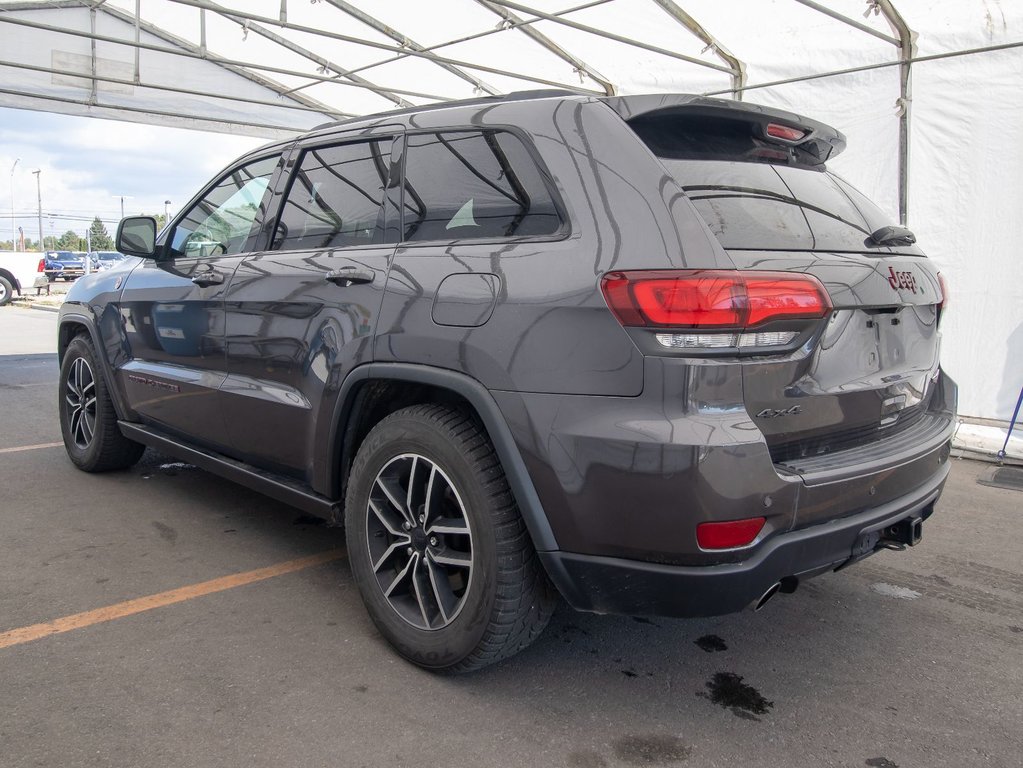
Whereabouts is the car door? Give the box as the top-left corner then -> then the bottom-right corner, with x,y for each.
117,152 -> 287,450
220,129 -> 400,480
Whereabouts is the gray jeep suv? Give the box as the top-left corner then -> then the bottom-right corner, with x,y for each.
57,91 -> 956,671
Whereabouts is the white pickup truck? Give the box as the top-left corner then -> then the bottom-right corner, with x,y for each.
0,250 -> 48,306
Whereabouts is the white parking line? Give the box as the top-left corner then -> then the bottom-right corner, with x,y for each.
0,442 -> 64,455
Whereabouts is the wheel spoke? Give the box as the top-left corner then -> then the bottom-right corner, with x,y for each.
369,497 -> 406,537
383,555 -> 416,598
424,552 -> 457,625
411,556 -> 434,628
372,535 -> 411,573
375,475 -> 415,528
429,548 -> 472,569
422,464 -> 438,529
69,408 -> 82,443
81,411 -> 95,444
427,517 -> 470,536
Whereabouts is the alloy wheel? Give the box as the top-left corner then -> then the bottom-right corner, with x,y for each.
366,454 -> 474,630
65,357 -> 97,450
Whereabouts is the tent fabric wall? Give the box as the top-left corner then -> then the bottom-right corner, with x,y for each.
0,0 -> 1019,420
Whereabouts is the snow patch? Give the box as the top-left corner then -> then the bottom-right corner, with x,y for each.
871,582 -> 921,600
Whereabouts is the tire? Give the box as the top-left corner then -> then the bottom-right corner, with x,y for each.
345,404 -> 556,673
0,275 -> 13,306
58,333 -> 145,472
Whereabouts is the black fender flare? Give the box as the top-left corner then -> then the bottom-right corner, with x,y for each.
326,363 -> 559,553
57,307 -> 133,422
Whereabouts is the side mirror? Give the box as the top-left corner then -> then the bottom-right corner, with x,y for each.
116,216 -> 158,258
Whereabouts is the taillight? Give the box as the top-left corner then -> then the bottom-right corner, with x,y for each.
37,258 -> 45,273
766,123 -> 806,142
601,270 -> 831,352
697,517 -> 766,550
937,272 -> 949,315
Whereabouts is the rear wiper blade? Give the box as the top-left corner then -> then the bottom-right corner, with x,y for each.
868,225 -> 916,247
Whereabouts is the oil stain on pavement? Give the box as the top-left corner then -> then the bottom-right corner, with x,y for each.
701,672 -> 774,721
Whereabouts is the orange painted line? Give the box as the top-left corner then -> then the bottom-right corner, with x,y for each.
0,441 -> 64,454
0,549 -> 346,650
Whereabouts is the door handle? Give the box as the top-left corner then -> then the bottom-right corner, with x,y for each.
191,271 -> 224,287
325,267 -> 374,287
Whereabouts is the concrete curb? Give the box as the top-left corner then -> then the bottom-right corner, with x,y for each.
27,303 -> 61,314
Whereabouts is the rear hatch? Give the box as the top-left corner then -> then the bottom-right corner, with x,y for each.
610,97 -> 950,518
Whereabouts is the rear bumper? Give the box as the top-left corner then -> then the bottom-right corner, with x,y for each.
540,459 -> 948,617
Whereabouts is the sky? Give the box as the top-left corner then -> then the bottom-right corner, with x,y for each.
1,106 -> 266,245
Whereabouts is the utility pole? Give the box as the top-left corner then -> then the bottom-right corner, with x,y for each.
32,170 -> 42,254
164,199 -> 171,224
9,158 -> 19,251
113,195 -> 134,220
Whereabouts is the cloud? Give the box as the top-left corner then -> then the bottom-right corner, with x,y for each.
1,107 -> 265,240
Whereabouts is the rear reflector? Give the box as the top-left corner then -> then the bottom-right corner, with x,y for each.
937,272 -> 949,312
766,123 -> 806,142
697,517 -> 766,550
601,270 -> 831,330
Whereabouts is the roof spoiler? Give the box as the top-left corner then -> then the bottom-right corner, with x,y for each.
602,94 -> 847,164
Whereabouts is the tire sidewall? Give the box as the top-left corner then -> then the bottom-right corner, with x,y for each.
345,413 -> 500,670
0,276 -> 12,306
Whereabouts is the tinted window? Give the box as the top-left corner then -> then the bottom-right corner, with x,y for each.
401,130 -> 560,242
668,160 -> 813,250
274,140 -> 389,251
661,159 -> 903,252
170,155 -> 280,259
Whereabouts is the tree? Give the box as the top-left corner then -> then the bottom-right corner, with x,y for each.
89,217 -> 114,250
56,230 -> 82,250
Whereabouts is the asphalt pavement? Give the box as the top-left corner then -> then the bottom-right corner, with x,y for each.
1,305 -> 1020,768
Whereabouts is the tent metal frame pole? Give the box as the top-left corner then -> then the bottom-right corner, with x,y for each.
475,0 -> 616,95
86,0 -> 338,117
480,0 -> 733,73
159,0 -> 603,94
0,85 -> 305,135
0,58 -> 354,118
791,0 -> 900,46
207,6 -> 413,108
0,14 -> 459,102
320,0 -> 499,96
648,0 -> 745,98
282,0 -> 613,97
341,0 -> 612,78
876,0 -> 916,226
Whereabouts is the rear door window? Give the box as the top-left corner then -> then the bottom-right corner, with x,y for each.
400,130 -> 562,242
273,139 -> 390,251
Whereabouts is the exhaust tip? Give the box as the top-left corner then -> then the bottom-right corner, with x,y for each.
753,577 -> 799,611
754,582 -> 782,611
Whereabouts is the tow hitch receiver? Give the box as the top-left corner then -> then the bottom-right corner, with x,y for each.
881,516 -> 923,547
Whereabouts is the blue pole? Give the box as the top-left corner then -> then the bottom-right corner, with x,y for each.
998,384 -> 1023,460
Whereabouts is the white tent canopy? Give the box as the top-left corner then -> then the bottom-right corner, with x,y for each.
0,0 -> 1020,423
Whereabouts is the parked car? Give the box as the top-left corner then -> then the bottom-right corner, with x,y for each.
89,250 -> 126,270
0,250 -> 48,305
56,91 -> 956,672
44,250 -> 95,281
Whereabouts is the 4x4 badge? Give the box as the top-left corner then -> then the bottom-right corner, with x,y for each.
756,405 -> 802,419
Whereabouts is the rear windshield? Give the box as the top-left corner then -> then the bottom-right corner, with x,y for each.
663,159 -> 907,253
630,115 -> 911,253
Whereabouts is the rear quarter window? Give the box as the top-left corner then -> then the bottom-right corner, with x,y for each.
400,130 -> 562,242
